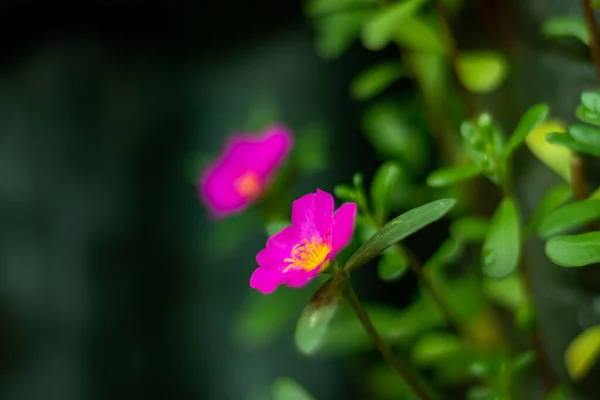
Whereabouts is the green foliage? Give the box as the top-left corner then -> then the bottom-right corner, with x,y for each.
334,184 -> 358,202
314,10 -> 373,59
394,15 -> 445,53
455,52 -> 508,94
482,198 -> 521,279
361,0 -> 427,50
450,216 -> 489,242
546,232 -> 600,267
460,113 -> 504,183
523,184 -> 572,237
426,164 -> 482,188
272,377 -> 316,400
377,247 -> 409,281
295,275 -> 347,355
370,161 -> 403,223
411,332 -> 463,366
525,120 -> 572,181
483,274 -> 524,311
538,199 -> 600,238
265,220 -> 291,236
502,103 -> 550,160
345,198 -> 456,271
350,61 -> 407,100
542,17 -> 589,45
565,325 -> 600,380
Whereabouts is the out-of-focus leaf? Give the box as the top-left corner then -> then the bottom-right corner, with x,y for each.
512,350 -> 535,374
576,104 -> 600,126
345,198 -> 456,271
334,184 -> 358,202
295,276 -> 346,355
594,0 -> 600,8
305,0 -> 370,17
366,365 -> 420,400
546,232 -> 600,267
424,237 -> 463,274
569,124 -> 600,151
316,11 -> 372,59
525,120 -> 572,181
483,274 -> 524,311
546,131 -> 600,157
545,386 -> 568,400
409,53 -> 446,104
591,186 -> 600,199
467,386 -> 498,400
456,51 -> 508,94
265,220 -> 291,237
538,199 -> 600,238
450,216 -> 489,242
503,103 -> 550,159
581,90 -> 600,114
426,164 -> 482,188
295,124 -> 331,173
514,300 -> 536,333
482,198 -> 521,279
542,17 -> 589,45
361,0 -> 426,50
565,325 -> 600,380
273,377 -> 316,400
377,248 -> 409,282
523,184 -> 572,237
371,162 -> 402,222
350,62 -> 407,100
362,102 -> 429,172
394,15 -> 445,53
411,332 -> 463,366
442,274 -> 486,322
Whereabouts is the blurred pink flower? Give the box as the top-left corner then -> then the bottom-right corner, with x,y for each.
199,125 -> 293,218
251,189 -> 357,294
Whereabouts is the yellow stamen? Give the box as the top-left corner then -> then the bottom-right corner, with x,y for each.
284,237 -> 331,272
234,171 -> 262,199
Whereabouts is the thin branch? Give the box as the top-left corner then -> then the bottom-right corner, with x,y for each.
581,0 -> 600,83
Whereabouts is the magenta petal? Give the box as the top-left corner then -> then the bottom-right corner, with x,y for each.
292,190 -> 334,240
330,202 -> 357,255
313,189 -> 334,240
200,163 -> 250,218
284,268 -> 321,288
262,226 -> 298,264
250,267 -> 283,294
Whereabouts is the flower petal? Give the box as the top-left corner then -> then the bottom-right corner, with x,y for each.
330,202 -> 357,255
256,226 -> 297,268
199,162 -> 250,218
250,267 -> 283,294
284,268 -> 321,288
291,189 -> 334,240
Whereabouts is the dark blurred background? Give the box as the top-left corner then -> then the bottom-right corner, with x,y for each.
1,1 -> 600,399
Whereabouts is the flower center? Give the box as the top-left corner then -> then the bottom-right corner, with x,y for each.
284,237 -> 331,272
234,171 -> 262,199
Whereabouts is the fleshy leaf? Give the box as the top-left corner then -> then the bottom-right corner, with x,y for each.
295,275 -> 346,355
426,164 -> 482,188
569,124 -> 600,152
581,91 -> 600,114
316,11 -> 371,59
546,131 -> 600,157
345,198 -> 457,271
546,232 -> 600,267
273,377 -> 316,400
483,274 -> 524,311
525,120 -> 572,181
450,216 -> 489,242
371,161 -> 402,222
542,17 -> 589,45
305,0 -> 370,17
565,325 -> 600,380
361,0 -> 426,50
482,198 -> 521,279
538,199 -> 600,238
455,51 -> 508,94
576,104 -> 600,126
523,184 -> 572,237
334,184 -> 358,202
350,62 -> 407,100
394,15 -> 445,53
411,332 -> 463,366
503,103 -> 550,159
377,248 -> 409,282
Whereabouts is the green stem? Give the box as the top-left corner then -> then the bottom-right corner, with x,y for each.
344,281 -> 439,400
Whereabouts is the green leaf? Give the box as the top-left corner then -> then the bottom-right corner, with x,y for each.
467,386 -> 498,400
546,131 -> 600,157
456,51 -> 508,94
576,104 -> 600,126
503,103 -> 550,159
424,237 -> 463,273
523,184 -> 572,237
273,377 -> 316,400
525,120 -> 572,181
305,0 -> 370,17
334,184 -> 358,202
591,186 -> 600,199
594,0 -> 600,8
545,386 -> 568,400
450,216 -> 489,242
581,90 -> 600,114
345,198 -> 456,271
394,15 -> 445,53
483,274 -> 524,311
295,276 -> 346,355
512,350 -> 535,374
565,325 -> 600,380
542,17 -> 589,45
265,220 -> 292,236
350,62 -> 406,100
371,162 -> 402,222
482,198 -> 521,279
411,332 -> 463,366
361,0 -> 426,50
546,232 -> 600,267
569,124 -> 600,151
538,199 -> 600,238
315,11 -> 371,59
377,248 -> 409,281
426,164 -> 482,188
514,300 -> 536,333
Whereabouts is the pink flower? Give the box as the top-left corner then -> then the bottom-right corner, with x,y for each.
251,189 -> 357,294
199,125 -> 293,218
